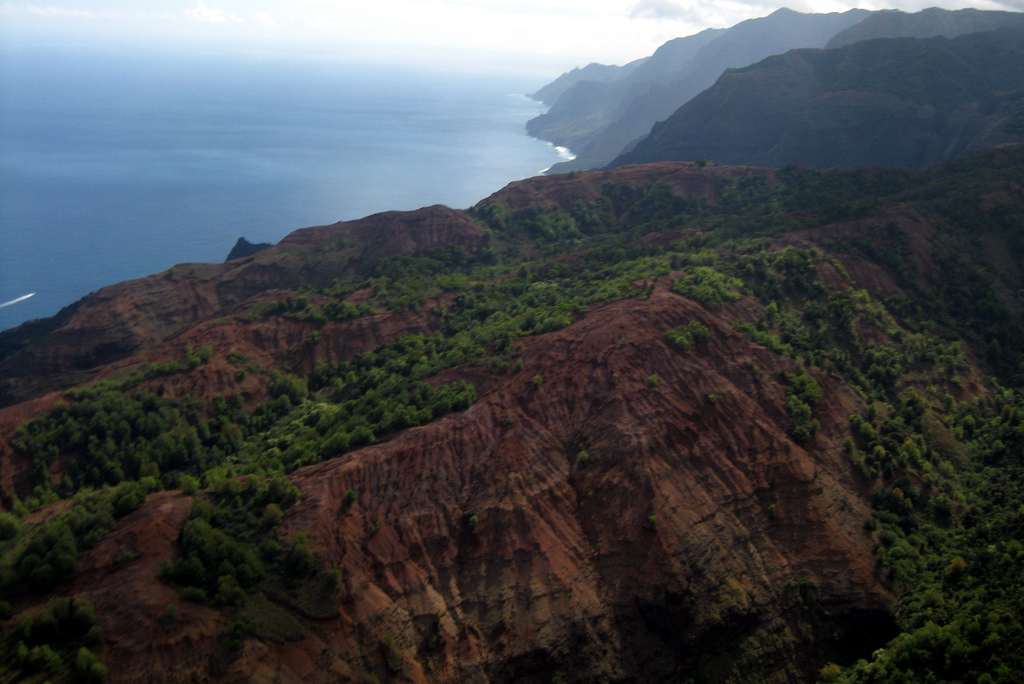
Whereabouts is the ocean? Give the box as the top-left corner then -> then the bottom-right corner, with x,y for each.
0,47 -> 569,330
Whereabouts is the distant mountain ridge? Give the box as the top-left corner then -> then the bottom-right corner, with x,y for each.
530,60 -> 647,107
526,28 -> 724,153
530,7 -> 1024,173
530,8 -> 870,173
613,27 -> 1024,170
826,7 -> 1024,48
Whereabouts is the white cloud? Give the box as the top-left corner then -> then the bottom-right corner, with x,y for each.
184,2 -> 243,24
28,5 -> 97,18
2,0 -> 1023,74
251,10 -> 276,28
0,4 -> 101,19
631,0 -> 701,20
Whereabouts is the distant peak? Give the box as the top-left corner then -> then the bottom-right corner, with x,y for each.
226,236 -> 272,262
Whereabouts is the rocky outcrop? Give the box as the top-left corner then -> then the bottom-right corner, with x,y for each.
225,237 -> 273,262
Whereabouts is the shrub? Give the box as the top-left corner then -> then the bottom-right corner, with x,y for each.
945,556 -> 968,581
268,372 -> 308,404
672,267 -> 743,305
282,537 -> 317,579
664,321 -> 710,352
26,643 -> 63,674
180,586 -> 208,603
74,647 -> 108,683
261,503 -> 284,529
819,662 -> 842,681
216,574 -> 246,607
158,604 -> 178,628
179,474 -> 200,495
112,481 -> 146,518
785,368 -> 821,444
0,511 -> 21,541
382,635 -> 404,674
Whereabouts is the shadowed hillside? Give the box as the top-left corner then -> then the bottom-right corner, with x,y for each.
532,9 -> 869,173
615,29 -> 1024,170
827,7 -> 1024,48
530,7 -> 1024,174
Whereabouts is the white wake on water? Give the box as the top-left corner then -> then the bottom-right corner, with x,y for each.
554,146 -> 576,161
0,292 -> 36,309
539,143 -> 577,175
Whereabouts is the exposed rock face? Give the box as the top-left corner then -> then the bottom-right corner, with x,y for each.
0,205 -> 488,408
225,237 -> 273,262
33,284 -> 893,683
275,285 -> 891,683
3,151 -> 1022,682
68,492 -> 222,683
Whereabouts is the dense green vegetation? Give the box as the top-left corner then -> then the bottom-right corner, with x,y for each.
11,391 -> 247,502
159,473 -> 339,656
672,266 -> 744,305
2,149 -> 1024,681
0,484 -> 149,681
819,388 -> 1024,684
664,320 -> 710,352
2,596 -> 107,682
0,483 -> 149,598
251,294 -> 373,323
785,368 -> 822,445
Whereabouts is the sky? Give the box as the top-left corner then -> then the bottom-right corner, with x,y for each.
1,0 -> 1023,76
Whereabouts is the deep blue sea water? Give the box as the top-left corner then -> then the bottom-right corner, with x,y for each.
0,48 -> 568,330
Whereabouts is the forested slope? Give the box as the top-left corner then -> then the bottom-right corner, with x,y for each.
0,148 -> 1023,683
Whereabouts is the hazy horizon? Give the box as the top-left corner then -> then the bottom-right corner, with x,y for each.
2,0 -> 1023,329
2,0 -> 1023,78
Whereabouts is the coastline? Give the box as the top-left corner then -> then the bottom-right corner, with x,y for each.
0,67 -> 568,332
524,92 -> 577,175
539,143 -> 577,175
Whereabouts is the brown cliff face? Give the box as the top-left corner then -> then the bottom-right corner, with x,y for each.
484,161 -> 774,215
4,152 -> 1022,683
28,284 -> 891,684
0,205 -> 487,409
275,286 -> 889,683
